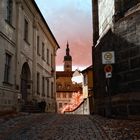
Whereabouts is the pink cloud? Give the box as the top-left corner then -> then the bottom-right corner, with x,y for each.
35,0 -> 92,68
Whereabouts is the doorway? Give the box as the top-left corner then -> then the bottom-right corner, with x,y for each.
20,62 -> 31,102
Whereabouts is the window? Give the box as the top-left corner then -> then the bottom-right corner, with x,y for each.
57,93 -> 60,98
51,54 -> 53,67
42,76 -> 45,97
68,93 -> 72,98
47,79 -> 49,97
58,84 -> 62,89
66,65 -> 69,68
47,48 -> 49,64
24,18 -> 29,42
67,85 -> 70,89
37,36 -> 40,55
37,72 -> 40,94
59,103 -> 62,108
7,0 -> 13,24
4,53 -> 11,83
42,42 -> 45,60
83,75 -> 87,85
51,82 -> 53,98
63,93 -> 66,98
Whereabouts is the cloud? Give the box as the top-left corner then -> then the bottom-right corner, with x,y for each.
35,0 -> 92,68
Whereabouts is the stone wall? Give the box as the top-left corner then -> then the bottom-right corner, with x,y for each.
0,0 -> 58,113
93,3 -> 140,117
0,88 -> 18,111
114,6 -> 140,93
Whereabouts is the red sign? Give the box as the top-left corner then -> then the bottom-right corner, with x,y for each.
104,65 -> 112,73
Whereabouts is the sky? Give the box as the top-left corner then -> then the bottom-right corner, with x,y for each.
35,0 -> 93,71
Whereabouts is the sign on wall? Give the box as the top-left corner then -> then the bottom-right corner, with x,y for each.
104,64 -> 112,73
102,51 -> 115,64
105,72 -> 112,78
104,64 -> 112,78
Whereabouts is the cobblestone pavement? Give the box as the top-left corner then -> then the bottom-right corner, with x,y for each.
90,115 -> 140,140
0,113 -> 105,140
0,113 -> 139,140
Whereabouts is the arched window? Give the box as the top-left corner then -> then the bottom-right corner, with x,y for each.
7,0 -> 13,24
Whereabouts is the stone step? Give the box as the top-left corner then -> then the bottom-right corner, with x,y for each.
21,104 -> 41,113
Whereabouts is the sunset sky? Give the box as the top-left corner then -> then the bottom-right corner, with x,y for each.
35,0 -> 93,71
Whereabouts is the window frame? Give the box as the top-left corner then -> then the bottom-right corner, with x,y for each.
37,72 -> 40,94
51,82 -> 53,98
47,79 -> 49,97
57,92 -> 60,98
24,18 -> 29,43
42,42 -> 45,60
63,93 -> 66,98
47,48 -> 49,64
4,53 -> 11,84
37,35 -> 40,55
59,103 -> 62,108
42,76 -> 45,97
51,53 -> 53,67
6,0 -> 13,25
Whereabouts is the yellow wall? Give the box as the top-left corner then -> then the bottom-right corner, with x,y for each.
88,70 -> 93,89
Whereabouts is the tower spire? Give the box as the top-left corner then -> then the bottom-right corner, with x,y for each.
66,41 -> 70,56
64,41 -> 72,71
67,41 -> 69,48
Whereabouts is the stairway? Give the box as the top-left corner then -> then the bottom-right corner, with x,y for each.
21,102 -> 41,113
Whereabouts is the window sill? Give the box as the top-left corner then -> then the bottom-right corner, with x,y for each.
24,39 -> 30,46
5,20 -> 15,30
3,81 -> 13,87
42,57 -> 46,61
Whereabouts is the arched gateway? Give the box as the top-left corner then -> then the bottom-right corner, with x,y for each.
20,62 -> 31,102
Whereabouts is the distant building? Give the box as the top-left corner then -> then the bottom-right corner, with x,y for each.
82,65 -> 94,114
0,0 -> 59,113
56,42 -> 82,113
92,0 -> 140,118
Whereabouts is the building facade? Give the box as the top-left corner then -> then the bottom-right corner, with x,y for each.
0,0 -> 59,113
56,43 -> 82,113
92,0 -> 140,118
82,65 -> 94,114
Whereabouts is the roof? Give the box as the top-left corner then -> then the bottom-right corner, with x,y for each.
82,65 -> 93,73
32,0 -> 60,49
56,71 -> 74,78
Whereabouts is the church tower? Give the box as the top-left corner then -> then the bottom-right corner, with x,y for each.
64,41 -> 72,71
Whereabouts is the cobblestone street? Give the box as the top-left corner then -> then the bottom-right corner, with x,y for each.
0,113 -> 140,140
0,113 -> 105,140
